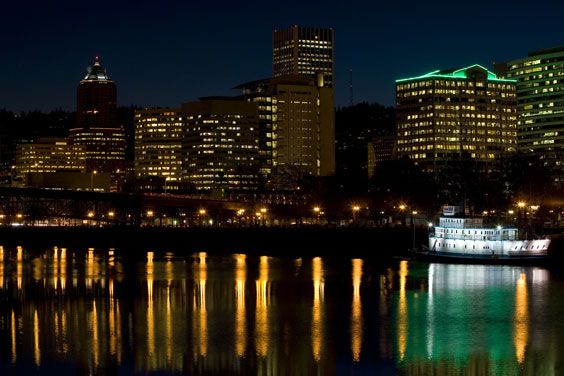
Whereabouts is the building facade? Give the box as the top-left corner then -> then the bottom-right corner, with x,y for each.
134,108 -> 183,183
494,47 -> 564,184
182,99 -> 260,191
236,75 -> 335,186
71,58 -> 126,173
69,127 -> 126,173
273,26 -> 334,87
367,136 -> 396,179
396,64 -> 518,175
15,138 -> 86,180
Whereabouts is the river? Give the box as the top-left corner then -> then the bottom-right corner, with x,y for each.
0,246 -> 562,375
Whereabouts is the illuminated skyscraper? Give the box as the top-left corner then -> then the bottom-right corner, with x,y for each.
273,26 -> 334,87
182,99 -> 260,191
236,76 -> 335,186
70,58 -> 126,173
494,47 -> 564,183
396,64 -> 518,174
134,109 -> 183,182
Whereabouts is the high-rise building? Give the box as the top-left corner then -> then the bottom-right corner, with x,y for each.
69,127 -> 126,172
15,138 -> 86,177
71,58 -> 126,173
367,136 -> 396,179
396,64 -> 518,174
134,108 -> 183,183
182,99 -> 260,191
236,75 -> 335,185
273,26 -> 334,87
494,47 -> 564,183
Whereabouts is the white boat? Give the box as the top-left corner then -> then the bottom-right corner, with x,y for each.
428,216 -> 550,260
419,206 -> 551,261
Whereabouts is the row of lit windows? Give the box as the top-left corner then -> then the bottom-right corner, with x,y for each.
398,80 -> 514,90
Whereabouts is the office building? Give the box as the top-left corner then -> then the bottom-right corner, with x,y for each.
182,99 -> 260,191
396,64 -> 518,175
15,138 -> 86,176
69,126 -> 126,172
494,47 -> 564,183
236,75 -> 335,185
71,58 -> 126,173
367,136 -> 396,178
273,26 -> 334,87
134,108 -> 183,183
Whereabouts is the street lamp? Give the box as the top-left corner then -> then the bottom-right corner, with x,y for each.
313,206 -> 321,225
399,204 -> 406,227
90,170 -> 98,191
517,201 -> 526,229
352,205 -> 360,225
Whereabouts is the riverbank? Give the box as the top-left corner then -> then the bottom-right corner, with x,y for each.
0,226 -> 427,258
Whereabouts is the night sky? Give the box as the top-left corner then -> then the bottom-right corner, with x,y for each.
2,0 -> 564,112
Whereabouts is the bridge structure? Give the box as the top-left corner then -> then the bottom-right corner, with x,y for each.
0,187 -> 311,226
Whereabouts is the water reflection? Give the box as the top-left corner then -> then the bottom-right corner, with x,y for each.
235,254 -> 246,357
1,247 -> 563,374
311,256 -> 324,362
514,273 -> 528,364
255,255 -> 269,358
393,262 -> 556,375
350,258 -> 363,362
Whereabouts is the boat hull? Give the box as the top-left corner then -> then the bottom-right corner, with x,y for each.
411,249 -> 550,265
428,236 -> 550,258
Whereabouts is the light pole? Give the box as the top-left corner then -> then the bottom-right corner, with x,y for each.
199,209 -> 206,226
399,204 -> 406,227
260,208 -> 267,225
352,205 -> 360,226
90,170 -> 97,191
313,206 -> 320,225
518,201 -> 526,230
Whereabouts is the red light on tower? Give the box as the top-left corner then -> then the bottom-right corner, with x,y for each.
95,56 -> 99,61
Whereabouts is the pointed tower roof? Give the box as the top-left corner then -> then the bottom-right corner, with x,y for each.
83,57 -> 110,81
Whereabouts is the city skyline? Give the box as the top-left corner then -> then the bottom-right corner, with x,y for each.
2,0 -> 564,112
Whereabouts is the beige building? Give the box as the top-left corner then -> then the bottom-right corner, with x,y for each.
182,99 -> 260,191
273,26 -> 334,87
134,108 -> 183,183
15,138 -> 86,177
237,75 -> 335,186
396,64 -> 518,175
69,127 -> 126,173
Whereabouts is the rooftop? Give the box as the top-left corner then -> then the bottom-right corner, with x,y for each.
396,64 -> 517,83
82,58 -> 110,81
528,46 -> 564,57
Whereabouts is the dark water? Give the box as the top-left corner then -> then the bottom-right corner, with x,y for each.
0,246 -> 563,375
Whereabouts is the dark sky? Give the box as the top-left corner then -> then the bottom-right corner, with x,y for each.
2,0 -> 563,112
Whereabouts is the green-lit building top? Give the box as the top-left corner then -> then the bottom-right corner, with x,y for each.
396,64 -> 517,83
